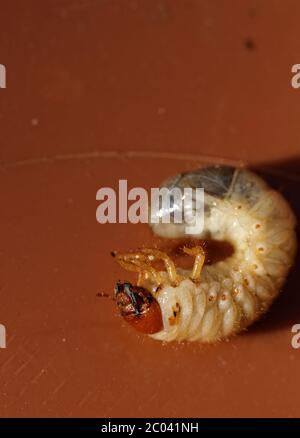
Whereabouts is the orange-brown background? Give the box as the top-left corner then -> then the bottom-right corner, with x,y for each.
0,0 -> 299,417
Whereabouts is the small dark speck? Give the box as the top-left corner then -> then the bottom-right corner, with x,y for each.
244,38 -> 256,51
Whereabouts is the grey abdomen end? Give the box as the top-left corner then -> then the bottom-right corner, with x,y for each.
164,166 -> 236,198
151,166 -> 269,238
161,165 -> 268,203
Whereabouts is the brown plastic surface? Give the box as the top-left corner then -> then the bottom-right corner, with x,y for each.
0,0 -> 299,417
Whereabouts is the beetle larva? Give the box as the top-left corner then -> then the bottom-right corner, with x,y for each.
113,166 -> 297,342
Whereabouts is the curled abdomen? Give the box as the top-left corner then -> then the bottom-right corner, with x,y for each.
150,167 -> 297,342
113,166 -> 297,342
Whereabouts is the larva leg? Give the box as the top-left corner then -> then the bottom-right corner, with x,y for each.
113,252 -> 162,287
140,249 -> 178,285
183,246 -> 206,281
113,248 -> 179,288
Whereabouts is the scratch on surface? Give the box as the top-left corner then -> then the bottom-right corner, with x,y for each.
14,358 -> 33,376
14,346 -> 34,375
38,378 -> 68,406
77,389 -> 95,408
0,150 -> 243,170
31,368 -> 46,384
0,353 -> 18,372
148,390 -> 159,403
52,379 -> 67,396
1,150 -> 299,184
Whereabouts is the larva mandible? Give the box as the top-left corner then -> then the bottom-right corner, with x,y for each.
113,166 -> 297,342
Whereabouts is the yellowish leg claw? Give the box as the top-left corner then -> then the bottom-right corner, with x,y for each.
183,246 -> 206,281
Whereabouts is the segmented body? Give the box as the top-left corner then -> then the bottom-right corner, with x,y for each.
150,166 -> 297,342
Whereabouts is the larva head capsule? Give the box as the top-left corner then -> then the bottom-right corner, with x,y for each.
114,282 -> 163,334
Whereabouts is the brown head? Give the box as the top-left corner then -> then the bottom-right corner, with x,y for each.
114,282 -> 163,334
